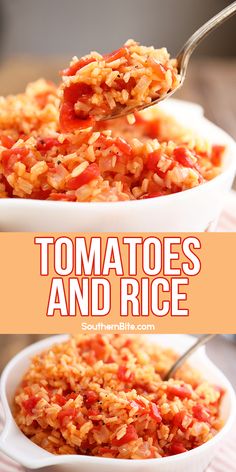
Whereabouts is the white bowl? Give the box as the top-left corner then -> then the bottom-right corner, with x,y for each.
0,99 -> 235,231
0,334 -> 235,472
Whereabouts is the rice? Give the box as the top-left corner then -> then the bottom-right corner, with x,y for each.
0,58 -> 224,202
60,39 -> 180,128
13,334 -> 224,459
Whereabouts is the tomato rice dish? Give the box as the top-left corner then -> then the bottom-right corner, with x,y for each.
0,40 -> 225,202
14,334 -> 224,459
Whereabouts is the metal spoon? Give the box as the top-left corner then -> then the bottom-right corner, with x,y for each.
163,334 -> 216,381
103,2 -> 236,120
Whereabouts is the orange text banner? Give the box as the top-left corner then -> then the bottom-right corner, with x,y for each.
0,233 -> 235,333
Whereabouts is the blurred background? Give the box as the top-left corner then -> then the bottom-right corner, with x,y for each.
0,0 -> 235,140
0,0 -> 235,59
0,335 -> 235,389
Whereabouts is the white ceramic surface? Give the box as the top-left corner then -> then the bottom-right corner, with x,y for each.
0,334 -> 235,472
0,99 -> 235,231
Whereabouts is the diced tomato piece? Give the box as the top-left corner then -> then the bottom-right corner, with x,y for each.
173,147 -> 195,168
87,407 -> 100,417
112,425 -> 138,446
67,392 -> 78,400
88,336 -> 106,356
1,148 -> 29,174
103,47 -> 129,63
150,403 -> 162,423
54,394 -> 67,406
58,408 -> 76,426
96,134 -> 114,150
106,355 -> 115,363
117,366 -> 135,383
192,404 -> 210,422
66,163 -> 100,190
60,102 -> 94,132
146,149 -> 162,171
22,396 -> 40,415
173,410 -> 193,431
173,410 -> 184,427
36,137 -> 60,152
122,354 -> 129,361
169,442 -> 187,455
211,145 -> 225,166
60,82 -> 94,131
124,338 -> 132,347
115,77 -> 136,93
115,137 -> 132,156
0,135 -> 15,149
84,390 -> 99,406
62,57 -> 96,76
29,188 -> 51,200
64,83 -> 93,104
146,148 -> 173,178
167,385 -> 192,400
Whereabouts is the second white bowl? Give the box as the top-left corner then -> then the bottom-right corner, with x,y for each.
0,334 -> 235,472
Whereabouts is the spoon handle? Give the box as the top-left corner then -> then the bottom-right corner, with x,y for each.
164,334 -> 216,380
177,2 -> 236,78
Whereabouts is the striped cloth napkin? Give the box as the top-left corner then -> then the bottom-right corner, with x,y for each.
0,408 -> 236,471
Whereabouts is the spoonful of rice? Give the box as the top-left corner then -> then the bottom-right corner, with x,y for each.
60,2 -> 236,131
164,334 -> 216,381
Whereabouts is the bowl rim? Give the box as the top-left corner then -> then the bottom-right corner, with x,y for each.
0,99 -> 235,212
0,334 -> 236,468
